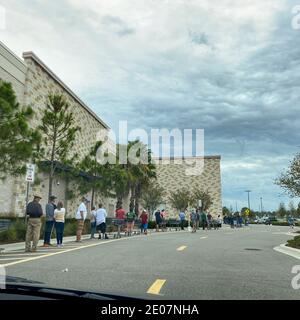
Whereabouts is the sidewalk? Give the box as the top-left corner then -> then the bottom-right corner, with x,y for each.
274,243 -> 300,260
0,234 -> 91,253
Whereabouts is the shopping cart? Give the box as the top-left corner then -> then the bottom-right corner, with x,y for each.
111,218 -> 126,238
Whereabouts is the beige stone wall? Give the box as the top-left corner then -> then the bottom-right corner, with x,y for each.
154,156 -> 222,218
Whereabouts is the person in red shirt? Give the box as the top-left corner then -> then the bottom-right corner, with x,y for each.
115,206 -> 126,235
139,209 -> 148,235
116,206 -> 126,220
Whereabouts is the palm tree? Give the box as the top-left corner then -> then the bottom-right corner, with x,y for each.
77,141 -> 114,206
112,140 -> 156,213
141,182 -> 165,219
169,189 -> 191,212
190,189 -> 213,211
133,146 -> 156,214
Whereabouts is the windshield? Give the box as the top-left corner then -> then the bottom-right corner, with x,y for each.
1,0 -> 300,302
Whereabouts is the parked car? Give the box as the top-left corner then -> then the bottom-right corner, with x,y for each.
264,217 -> 277,225
257,217 -> 268,224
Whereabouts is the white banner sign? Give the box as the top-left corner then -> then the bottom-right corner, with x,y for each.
25,164 -> 35,183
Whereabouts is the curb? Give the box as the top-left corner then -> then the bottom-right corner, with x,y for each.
273,243 -> 300,260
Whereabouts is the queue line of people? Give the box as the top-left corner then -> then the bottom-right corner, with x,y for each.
25,194 -> 222,253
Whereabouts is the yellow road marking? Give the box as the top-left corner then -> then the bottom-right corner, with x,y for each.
177,245 -> 187,251
147,279 -> 166,295
1,237 -> 131,268
200,236 -> 207,239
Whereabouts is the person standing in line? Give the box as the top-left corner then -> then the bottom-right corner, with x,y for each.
287,215 -> 295,229
25,195 -> 43,252
90,206 -> 97,239
95,203 -> 109,239
43,195 -> 57,247
190,210 -> 197,233
154,209 -> 162,232
115,205 -> 126,237
195,209 -> 200,230
217,214 -> 222,229
238,214 -> 243,228
161,209 -> 167,232
54,201 -> 65,247
126,209 -> 136,236
233,214 -> 237,228
230,215 -> 234,228
207,211 -> 213,230
75,197 -> 88,242
116,206 -> 126,220
179,210 -> 186,230
200,210 -> 207,230
139,209 -> 148,235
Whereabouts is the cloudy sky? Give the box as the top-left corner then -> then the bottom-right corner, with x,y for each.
1,0 -> 300,211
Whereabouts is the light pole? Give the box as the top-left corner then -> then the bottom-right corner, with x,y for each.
260,197 -> 263,216
245,190 -> 251,211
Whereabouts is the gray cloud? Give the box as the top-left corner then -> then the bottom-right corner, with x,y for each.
101,15 -> 135,37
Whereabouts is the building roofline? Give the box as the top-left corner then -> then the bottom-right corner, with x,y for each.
0,41 -> 27,68
22,51 -> 110,129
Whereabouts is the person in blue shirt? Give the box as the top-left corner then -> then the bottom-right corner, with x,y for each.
179,210 -> 186,230
287,215 -> 295,229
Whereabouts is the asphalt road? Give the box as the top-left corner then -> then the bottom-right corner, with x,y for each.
1,224 -> 300,300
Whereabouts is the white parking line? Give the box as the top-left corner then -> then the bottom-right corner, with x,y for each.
0,258 -> 25,261
1,237 -> 132,267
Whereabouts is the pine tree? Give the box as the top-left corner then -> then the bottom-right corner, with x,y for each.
38,94 -> 80,201
277,202 -> 287,218
0,81 -> 40,178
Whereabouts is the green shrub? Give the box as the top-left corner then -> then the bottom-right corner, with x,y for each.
0,219 -> 28,243
63,220 -> 77,236
287,235 -> 300,249
13,220 -> 27,239
271,221 -> 289,226
0,226 -> 18,243
148,221 -> 156,229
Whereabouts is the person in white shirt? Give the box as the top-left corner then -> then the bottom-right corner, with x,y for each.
54,201 -> 65,247
95,203 -> 108,239
75,197 -> 88,242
